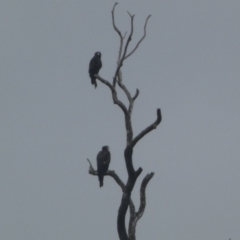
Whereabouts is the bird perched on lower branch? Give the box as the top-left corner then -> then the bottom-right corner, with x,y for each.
97,146 -> 111,187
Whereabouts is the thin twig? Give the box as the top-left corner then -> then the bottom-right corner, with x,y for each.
111,3 -> 122,38
122,13 -> 134,59
114,13 -> 135,82
125,15 -> 151,60
132,89 -> 139,101
87,158 -> 94,172
112,2 -> 123,88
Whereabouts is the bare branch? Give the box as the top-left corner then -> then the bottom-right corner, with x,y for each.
128,101 -> 134,118
129,172 -> 154,239
128,202 -> 136,240
128,89 -> 139,116
122,13 -> 134,59
95,74 -> 134,145
110,7 -> 150,151
112,2 -> 124,88
87,158 -> 94,173
115,73 -> 136,144
95,74 -> 128,116
111,3 -> 122,38
117,37 -> 124,69
127,11 -> 132,17
132,89 -> 139,101
130,108 -> 162,148
117,72 -> 139,118
114,12 -> 135,83
125,15 -> 151,60
96,74 -> 134,145
118,74 -> 132,102
95,74 -> 113,90
136,172 -> 154,219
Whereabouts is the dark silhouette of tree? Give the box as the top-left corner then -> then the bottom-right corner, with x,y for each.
87,3 -> 162,240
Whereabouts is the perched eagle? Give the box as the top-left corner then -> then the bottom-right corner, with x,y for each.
88,52 -> 102,88
97,146 -> 111,187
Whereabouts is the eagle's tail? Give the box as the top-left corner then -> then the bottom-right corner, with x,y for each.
98,174 -> 104,188
90,77 -> 97,88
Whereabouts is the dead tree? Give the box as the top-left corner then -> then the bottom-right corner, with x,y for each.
87,3 -> 162,240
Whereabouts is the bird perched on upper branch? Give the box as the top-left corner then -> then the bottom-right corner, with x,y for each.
88,52 -> 102,88
97,146 -> 111,187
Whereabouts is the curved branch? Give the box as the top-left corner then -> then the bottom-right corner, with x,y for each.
112,2 -> 123,87
111,3 -> 122,38
136,172 -> 154,218
95,74 -> 128,116
132,89 -> 139,101
96,74 -> 133,145
87,158 -> 94,173
129,172 -> 154,239
128,202 -> 136,240
130,108 -> 162,148
125,15 -> 151,60
95,74 -> 113,90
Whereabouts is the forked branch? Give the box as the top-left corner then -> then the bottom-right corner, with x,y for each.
125,15 -> 151,60
87,158 -> 154,240
95,74 -> 128,116
128,172 -> 154,240
112,3 -> 151,91
87,158 -> 135,215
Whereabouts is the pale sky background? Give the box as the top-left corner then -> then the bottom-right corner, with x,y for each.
1,1 -> 240,240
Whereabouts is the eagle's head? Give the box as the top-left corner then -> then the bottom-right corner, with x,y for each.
95,52 -> 101,58
102,146 -> 109,151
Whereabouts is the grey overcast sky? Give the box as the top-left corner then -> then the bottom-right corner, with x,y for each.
1,0 -> 240,239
